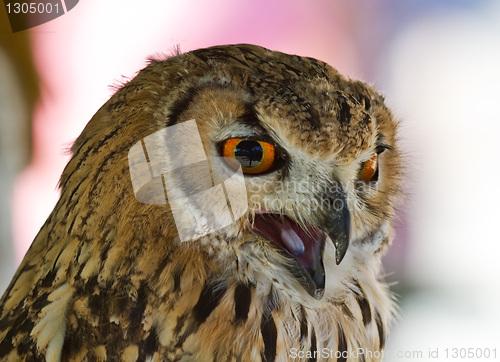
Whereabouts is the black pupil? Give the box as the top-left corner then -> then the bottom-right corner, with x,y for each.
234,140 -> 263,168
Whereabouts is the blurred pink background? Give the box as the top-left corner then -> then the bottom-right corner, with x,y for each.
3,0 -> 500,360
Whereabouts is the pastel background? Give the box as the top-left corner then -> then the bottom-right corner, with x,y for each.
1,1 -> 499,360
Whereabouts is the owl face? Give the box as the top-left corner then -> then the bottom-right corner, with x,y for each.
126,45 -> 401,301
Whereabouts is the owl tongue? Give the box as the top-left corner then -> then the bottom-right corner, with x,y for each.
248,213 -> 326,299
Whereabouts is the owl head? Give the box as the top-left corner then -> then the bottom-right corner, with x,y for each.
69,44 -> 401,303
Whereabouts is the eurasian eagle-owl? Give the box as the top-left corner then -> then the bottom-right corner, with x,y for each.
0,44 -> 402,361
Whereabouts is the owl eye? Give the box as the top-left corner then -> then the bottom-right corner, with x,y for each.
222,138 -> 275,174
359,152 -> 379,182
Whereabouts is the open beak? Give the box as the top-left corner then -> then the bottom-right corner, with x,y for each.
246,185 -> 350,299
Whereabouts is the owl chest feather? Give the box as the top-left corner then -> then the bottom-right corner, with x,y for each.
74,249 -> 388,361
0,247 -> 389,361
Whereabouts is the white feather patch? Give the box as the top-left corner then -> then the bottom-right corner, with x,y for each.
30,283 -> 75,361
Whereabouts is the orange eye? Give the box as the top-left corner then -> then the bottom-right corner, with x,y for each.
222,138 -> 275,174
359,152 -> 379,182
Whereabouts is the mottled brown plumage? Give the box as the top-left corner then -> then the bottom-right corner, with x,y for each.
0,44 -> 402,361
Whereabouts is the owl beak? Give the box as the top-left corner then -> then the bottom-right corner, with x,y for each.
318,186 -> 351,265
